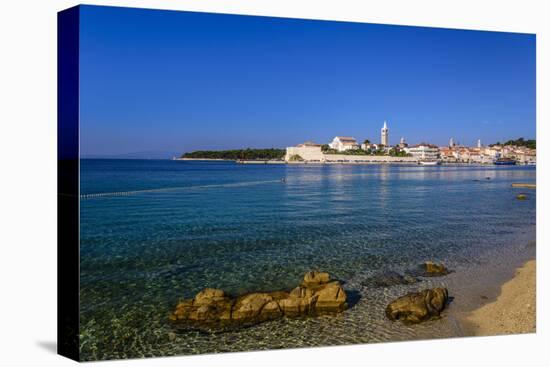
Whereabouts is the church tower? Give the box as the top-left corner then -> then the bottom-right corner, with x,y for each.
381,121 -> 389,146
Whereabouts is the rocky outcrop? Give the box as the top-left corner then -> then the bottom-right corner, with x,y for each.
385,287 -> 449,324
303,270 -> 330,286
516,194 -> 527,200
170,271 -> 347,331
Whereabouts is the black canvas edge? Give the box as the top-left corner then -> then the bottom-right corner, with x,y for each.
58,5 -> 81,362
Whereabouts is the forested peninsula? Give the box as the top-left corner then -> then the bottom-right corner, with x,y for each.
181,148 -> 285,160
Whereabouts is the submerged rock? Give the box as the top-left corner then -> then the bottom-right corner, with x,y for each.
386,287 -> 449,324
516,194 -> 527,200
423,261 -> 449,276
170,271 -> 347,331
363,271 -> 419,288
407,261 -> 450,277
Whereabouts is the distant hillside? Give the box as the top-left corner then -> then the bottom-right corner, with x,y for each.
490,138 -> 535,149
181,148 -> 285,160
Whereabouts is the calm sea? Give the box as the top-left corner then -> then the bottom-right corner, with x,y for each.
79,159 -> 536,360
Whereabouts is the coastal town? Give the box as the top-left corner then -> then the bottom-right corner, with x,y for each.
284,121 -> 536,165
178,120 -> 536,165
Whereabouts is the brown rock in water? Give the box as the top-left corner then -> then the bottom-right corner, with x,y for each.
385,287 -> 449,324
405,261 -> 450,278
171,290 -> 234,323
302,270 -> 330,286
423,261 -> 448,276
194,288 -> 226,304
312,281 -> 347,312
232,293 -> 275,322
516,194 -> 527,200
260,300 -> 283,320
170,271 -> 347,331
278,295 -> 315,316
269,290 -> 291,301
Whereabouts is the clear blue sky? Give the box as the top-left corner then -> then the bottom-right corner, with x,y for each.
79,5 -> 536,156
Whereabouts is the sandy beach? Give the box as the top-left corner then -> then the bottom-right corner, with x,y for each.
464,259 -> 536,336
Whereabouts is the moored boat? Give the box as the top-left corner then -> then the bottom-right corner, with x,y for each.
494,157 -> 517,165
418,159 -> 441,166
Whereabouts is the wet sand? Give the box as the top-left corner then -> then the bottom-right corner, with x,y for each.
464,259 -> 536,336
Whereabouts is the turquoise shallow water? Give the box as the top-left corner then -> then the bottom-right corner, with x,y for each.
79,160 -> 536,360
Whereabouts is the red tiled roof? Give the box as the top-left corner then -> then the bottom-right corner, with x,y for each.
335,136 -> 357,142
410,143 -> 438,148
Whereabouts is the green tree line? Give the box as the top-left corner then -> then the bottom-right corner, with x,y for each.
503,138 -> 536,149
321,144 -> 411,157
490,138 -> 535,149
181,148 -> 286,160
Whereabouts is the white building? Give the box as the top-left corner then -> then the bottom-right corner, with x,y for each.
361,143 -> 380,151
329,136 -> 359,152
483,146 -> 501,159
438,147 -> 457,162
407,143 -> 440,160
285,142 -> 323,162
381,121 -> 389,146
449,138 -> 454,148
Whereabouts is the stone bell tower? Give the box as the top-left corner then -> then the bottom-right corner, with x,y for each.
381,121 -> 389,146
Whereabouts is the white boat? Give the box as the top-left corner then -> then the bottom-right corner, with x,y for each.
418,159 -> 441,166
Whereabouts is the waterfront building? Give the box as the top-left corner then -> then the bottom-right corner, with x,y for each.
456,147 -> 471,162
515,150 -> 536,164
477,139 -> 482,148
484,146 -> 502,160
381,121 -> 389,146
449,138 -> 454,148
285,141 -> 417,164
438,147 -> 457,162
502,145 -> 516,157
399,137 -> 408,148
361,142 -> 377,151
329,136 -> 360,152
408,143 -> 440,160
285,142 -> 323,162
467,148 -> 483,163
451,147 -> 483,163
296,141 -> 322,148
480,144 -> 536,164
507,146 -> 537,164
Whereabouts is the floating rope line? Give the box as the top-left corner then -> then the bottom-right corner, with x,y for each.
79,167 -> 490,200
80,179 -> 282,199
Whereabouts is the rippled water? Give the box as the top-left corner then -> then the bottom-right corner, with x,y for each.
79,160 -> 536,361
